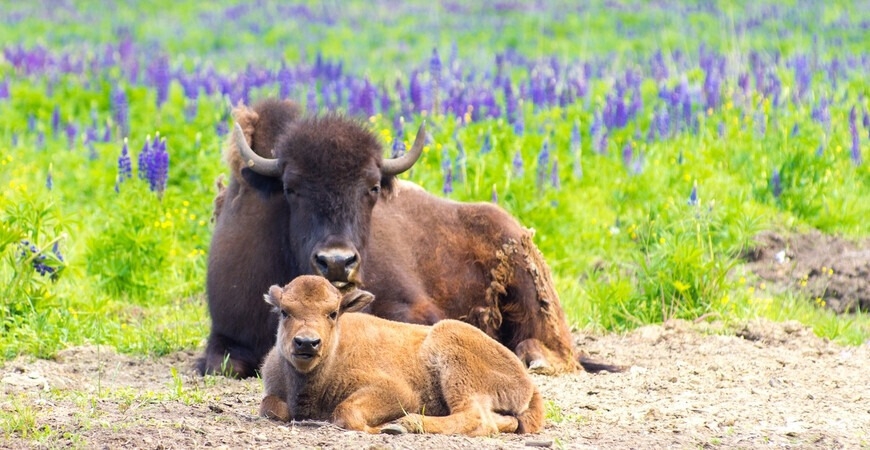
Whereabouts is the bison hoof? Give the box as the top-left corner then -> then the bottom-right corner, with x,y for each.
528,359 -> 554,375
380,423 -> 408,435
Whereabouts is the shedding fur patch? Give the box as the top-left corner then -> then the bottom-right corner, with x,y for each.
518,228 -> 558,314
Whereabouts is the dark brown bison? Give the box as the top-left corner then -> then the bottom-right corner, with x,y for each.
259,275 -> 545,435
197,98 -> 618,378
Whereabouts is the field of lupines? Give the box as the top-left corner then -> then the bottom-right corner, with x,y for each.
1,0 -> 869,364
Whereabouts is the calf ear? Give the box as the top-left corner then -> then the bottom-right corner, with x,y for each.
339,290 -> 374,314
264,285 -> 283,307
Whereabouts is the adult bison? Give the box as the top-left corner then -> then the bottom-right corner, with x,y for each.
197,98 -> 614,378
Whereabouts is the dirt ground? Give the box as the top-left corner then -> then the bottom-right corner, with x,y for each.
3,230 -> 870,449
745,230 -> 870,313
1,318 -> 868,449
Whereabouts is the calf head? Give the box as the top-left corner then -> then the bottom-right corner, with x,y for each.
265,275 -> 374,373
234,115 -> 426,290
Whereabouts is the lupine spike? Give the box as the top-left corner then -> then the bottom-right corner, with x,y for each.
688,182 -> 699,206
512,150 -> 524,176
850,106 -> 862,166
771,169 -> 782,198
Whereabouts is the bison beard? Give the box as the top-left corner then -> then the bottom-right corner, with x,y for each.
197,98 -> 622,378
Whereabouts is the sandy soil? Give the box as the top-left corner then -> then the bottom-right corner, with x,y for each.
2,318 -> 869,449
4,230 -> 869,449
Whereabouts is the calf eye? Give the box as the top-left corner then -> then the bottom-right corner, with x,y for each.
281,310 -> 289,319
370,184 -> 381,195
328,310 -> 338,320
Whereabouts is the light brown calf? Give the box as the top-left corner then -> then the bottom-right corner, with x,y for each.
259,275 -> 545,436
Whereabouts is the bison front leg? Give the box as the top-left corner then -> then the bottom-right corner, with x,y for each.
332,387 -> 415,434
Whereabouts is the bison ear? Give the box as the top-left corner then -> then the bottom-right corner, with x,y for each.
265,285 -> 284,307
339,290 -> 374,314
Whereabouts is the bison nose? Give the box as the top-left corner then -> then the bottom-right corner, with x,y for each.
293,336 -> 321,351
313,249 -> 359,281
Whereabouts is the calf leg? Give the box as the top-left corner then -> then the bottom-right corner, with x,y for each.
259,394 -> 290,422
332,386 -> 415,434
393,401 -> 519,436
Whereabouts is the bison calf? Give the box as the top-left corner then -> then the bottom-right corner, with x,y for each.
259,275 -> 545,436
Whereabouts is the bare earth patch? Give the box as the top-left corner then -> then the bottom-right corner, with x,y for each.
3,319 -> 869,449
744,230 -> 870,313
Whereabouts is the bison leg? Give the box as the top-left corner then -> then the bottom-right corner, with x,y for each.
259,394 -> 290,422
196,334 -> 260,378
389,396 -> 518,436
514,338 -> 558,375
332,386 -> 415,434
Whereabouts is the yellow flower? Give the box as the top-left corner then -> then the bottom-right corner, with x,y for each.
672,280 -> 690,292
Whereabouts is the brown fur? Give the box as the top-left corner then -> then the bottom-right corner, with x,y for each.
259,276 -> 544,436
198,97 -> 621,378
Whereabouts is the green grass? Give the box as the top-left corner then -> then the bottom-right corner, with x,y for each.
1,0 -> 869,368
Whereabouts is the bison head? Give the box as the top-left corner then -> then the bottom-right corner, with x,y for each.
265,275 -> 374,373
233,114 -> 425,290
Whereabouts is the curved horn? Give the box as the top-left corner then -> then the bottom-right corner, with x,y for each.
382,122 -> 426,176
234,122 -> 282,178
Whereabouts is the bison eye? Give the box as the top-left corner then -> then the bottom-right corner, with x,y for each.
370,184 -> 381,195
328,310 -> 338,321
284,187 -> 295,196
281,310 -> 289,319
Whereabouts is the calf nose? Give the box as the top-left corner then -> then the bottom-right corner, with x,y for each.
313,249 -> 359,281
293,336 -> 321,351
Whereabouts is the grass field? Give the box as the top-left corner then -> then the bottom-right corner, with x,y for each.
1,0 -> 869,366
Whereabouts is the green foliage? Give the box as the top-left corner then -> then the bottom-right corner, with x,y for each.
0,0 -> 869,362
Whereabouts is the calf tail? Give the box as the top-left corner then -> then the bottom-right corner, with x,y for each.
516,388 -> 545,434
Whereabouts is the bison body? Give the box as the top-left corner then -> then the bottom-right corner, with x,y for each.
198,98 -> 614,378
259,276 -> 545,435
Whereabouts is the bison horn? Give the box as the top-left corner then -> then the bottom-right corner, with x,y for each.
381,122 -> 426,176
234,122 -> 282,178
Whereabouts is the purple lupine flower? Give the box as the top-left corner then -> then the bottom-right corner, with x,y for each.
718,121 -> 725,138
621,143 -> 633,168
793,55 -> 811,102
138,135 -> 152,180
27,114 -> 36,132
112,86 -> 129,134
850,106 -> 862,165
571,122 -> 583,178
18,240 -> 56,278
512,150 -> 524,176
65,123 -> 77,149
46,167 -> 52,190
550,159 -> 560,189
306,83 -> 318,110
51,105 -> 60,135
430,48 -> 442,114
391,126 -> 405,158
86,136 -> 98,161
148,55 -> 171,106
771,169 -> 782,198
144,137 -> 170,197
491,185 -> 498,203
791,123 -> 799,137
409,71 -> 424,113
504,83 -> 518,126
116,138 -> 133,191
36,131 -> 45,150
442,164 -> 453,195
536,140 -> 550,188
0,78 -> 9,99
688,184 -> 699,206
480,133 -> 492,154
